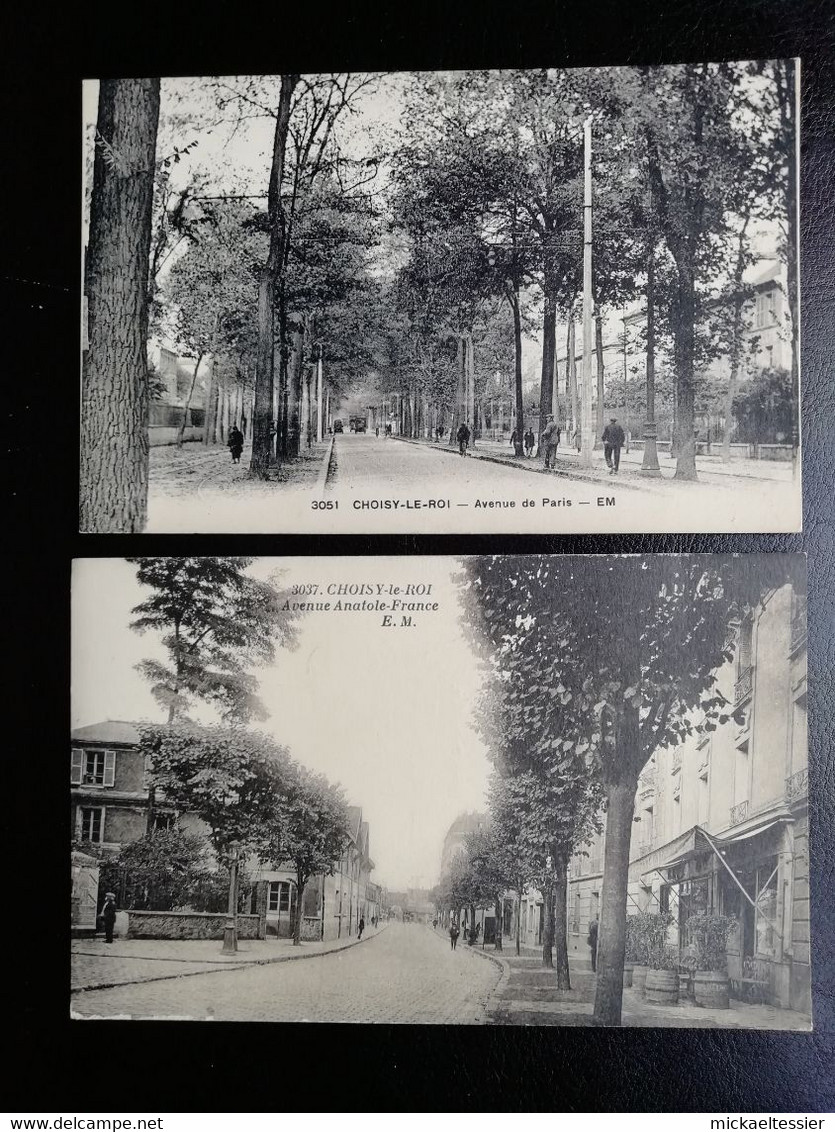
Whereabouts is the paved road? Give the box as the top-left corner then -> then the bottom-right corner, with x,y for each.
331,433 -> 654,494
71,923 -> 501,1023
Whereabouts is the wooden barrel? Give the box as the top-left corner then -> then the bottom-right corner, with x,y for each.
694,970 -> 730,1009
645,968 -> 679,1005
632,964 -> 649,997
623,962 -> 634,988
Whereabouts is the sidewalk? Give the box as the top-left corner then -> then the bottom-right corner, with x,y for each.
394,434 -> 792,490
71,925 -> 385,993
462,943 -> 811,1031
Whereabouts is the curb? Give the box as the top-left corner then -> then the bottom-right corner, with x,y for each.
72,925 -> 386,995
390,435 -> 789,489
317,435 -> 336,494
389,435 -> 651,492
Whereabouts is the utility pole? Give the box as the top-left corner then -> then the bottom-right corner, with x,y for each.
581,118 -> 594,468
621,313 -> 630,454
641,242 -> 662,475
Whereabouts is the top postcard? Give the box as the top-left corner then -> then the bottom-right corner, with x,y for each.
80,64 -> 801,534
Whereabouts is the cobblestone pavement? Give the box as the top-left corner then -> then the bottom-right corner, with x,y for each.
71,923 -> 501,1022
71,928 -> 381,991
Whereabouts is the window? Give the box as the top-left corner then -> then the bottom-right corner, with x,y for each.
152,812 -> 175,832
80,806 -> 104,843
268,881 -> 296,914
71,748 -> 115,786
698,770 -> 710,826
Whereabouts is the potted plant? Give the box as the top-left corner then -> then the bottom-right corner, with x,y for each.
623,916 -> 640,987
686,912 -> 736,1009
644,912 -> 679,1005
678,941 -> 698,1002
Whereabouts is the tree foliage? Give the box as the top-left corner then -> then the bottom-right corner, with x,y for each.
129,556 -> 297,724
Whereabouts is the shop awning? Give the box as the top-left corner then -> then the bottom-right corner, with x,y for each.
714,811 -> 794,846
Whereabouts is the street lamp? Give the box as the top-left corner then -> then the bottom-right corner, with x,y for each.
222,840 -> 242,954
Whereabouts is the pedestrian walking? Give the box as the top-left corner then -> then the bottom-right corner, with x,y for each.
541,414 -> 561,469
227,424 -> 244,464
449,924 -> 460,950
101,892 -> 117,944
524,427 -> 535,457
357,916 -> 365,940
510,429 -> 518,449
587,916 -> 599,972
456,422 -> 470,456
602,417 -> 626,474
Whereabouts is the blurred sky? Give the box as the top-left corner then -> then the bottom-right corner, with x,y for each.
72,557 -> 491,890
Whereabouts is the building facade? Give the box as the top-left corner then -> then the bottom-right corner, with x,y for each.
71,721 -> 377,944
568,580 -> 810,1013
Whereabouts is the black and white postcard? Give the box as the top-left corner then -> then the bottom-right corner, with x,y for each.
71,554 -> 810,1027
80,64 -> 801,534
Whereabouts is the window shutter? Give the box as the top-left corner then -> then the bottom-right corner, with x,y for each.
103,750 -> 116,787
71,749 -> 84,785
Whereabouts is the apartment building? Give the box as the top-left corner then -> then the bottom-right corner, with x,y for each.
568,580 -> 810,1013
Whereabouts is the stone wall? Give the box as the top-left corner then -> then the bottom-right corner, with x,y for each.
126,910 -> 264,940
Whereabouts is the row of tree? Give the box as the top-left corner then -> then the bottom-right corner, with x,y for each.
81,76 -> 385,531
378,64 -> 798,470
434,554 -> 802,1026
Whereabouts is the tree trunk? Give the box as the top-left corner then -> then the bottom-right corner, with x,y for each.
672,258 -> 698,479
594,310 -> 606,448
286,320 -> 304,458
177,352 -> 203,447
516,893 -> 521,955
80,79 -> 160,533
448,335 -> 466,446
466,332 -> 476,440
539,270 -> 558,428
510,288 -> 524,457
293,872 -> 307,946
780,60 -> 800,475
250,74 -> 298,479
553,854 -> 571,990
542,883 -> 554,968
722,289 -> 746,463
494,897 -> 503,951
202,358 -> 216,446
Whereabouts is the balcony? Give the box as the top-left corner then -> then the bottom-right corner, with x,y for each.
637,768 -> 656,799
735,666 -> 754,705
785,767 -> 808,803
730,800 -> 749,825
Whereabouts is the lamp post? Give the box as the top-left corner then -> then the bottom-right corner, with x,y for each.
580,117 -> 594,468
222,840 -> 241,954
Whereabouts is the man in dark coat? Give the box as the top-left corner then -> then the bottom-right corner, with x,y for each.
523,427 -> 535,457
358,916 -> 365,940
228,425 -> 244,464
587,916 -> 599,971
449,923 -> 460,950
602,417 -> 626,474
541,414 -> 561,469
456,422 -> 470,456
101,892 -> 117,944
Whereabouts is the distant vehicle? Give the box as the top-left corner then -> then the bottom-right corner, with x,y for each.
349,416 -> 367,433
333,419 -> 344,433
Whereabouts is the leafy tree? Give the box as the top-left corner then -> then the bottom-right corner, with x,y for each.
100,827 -> 210,911
138,721 -> 290,864
460,553 -> 801,1025
128,556 -> 296,725
81,79 -> 160,532
262,765 -> 350,945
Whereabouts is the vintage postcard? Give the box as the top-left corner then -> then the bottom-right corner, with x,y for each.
71,554 -> 810,1026
80,64 -> 801,534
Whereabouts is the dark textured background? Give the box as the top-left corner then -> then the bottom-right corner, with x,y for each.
3,0 -> 833,1112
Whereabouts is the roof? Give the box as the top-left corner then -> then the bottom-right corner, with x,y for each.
445,812 -> 487,837
71,720 -> 140,746
346,805 -> 363,843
